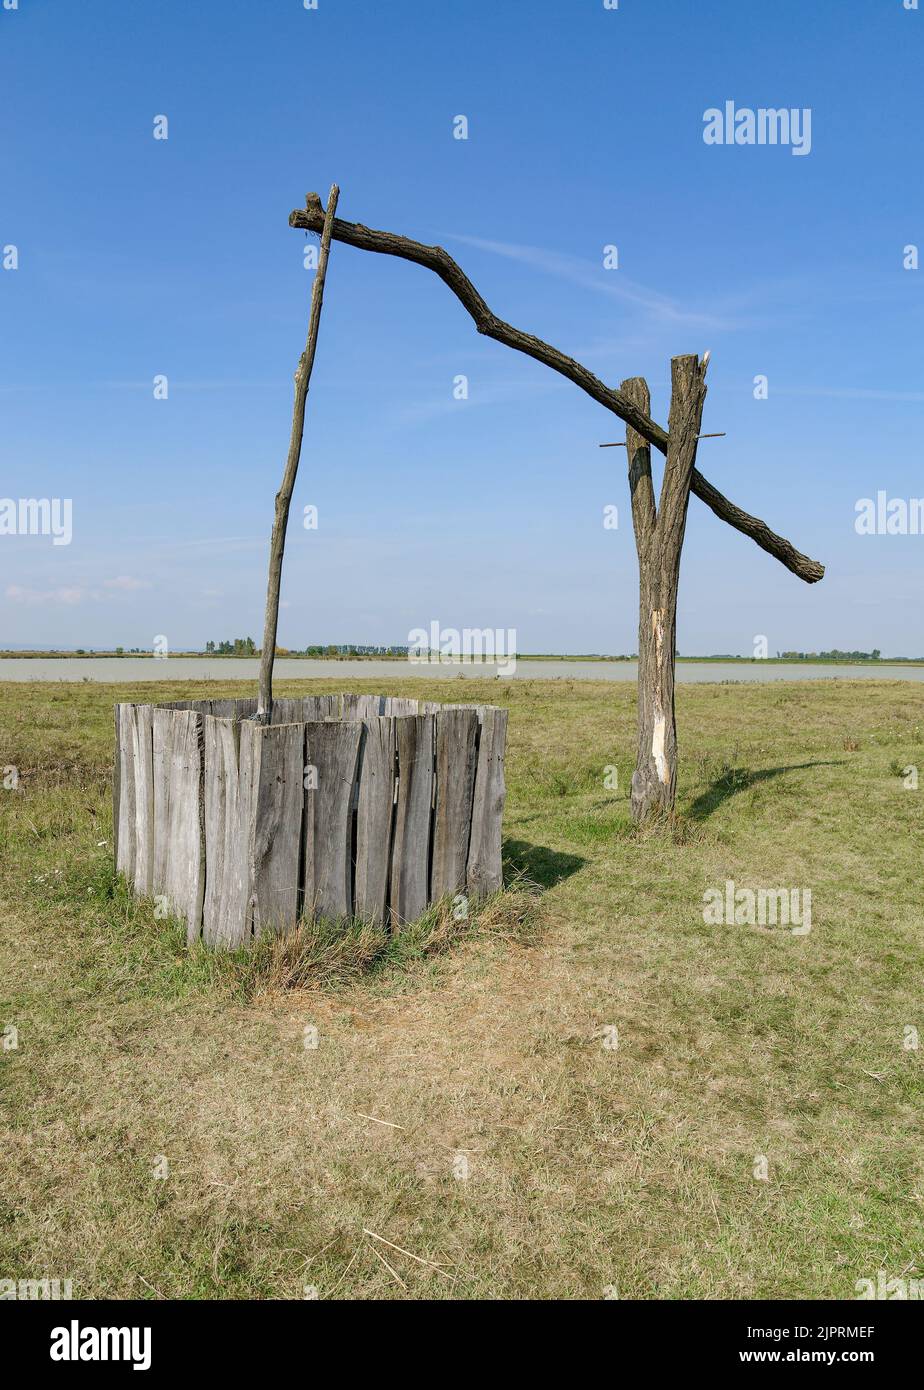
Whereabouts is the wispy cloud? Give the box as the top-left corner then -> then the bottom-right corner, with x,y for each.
445,233 -> 744,333
6,584 -> 85,606
388,375 -> 563,426
103,575 -> 152,591
6,576 -> 154,604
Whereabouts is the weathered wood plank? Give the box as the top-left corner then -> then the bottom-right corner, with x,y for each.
115,704 -> 135,883
268,698 -> 305,725
303,721 -> 362,922
390,714 -> 435,925
269,696 -> 340,724
160,698 -> 257,719
162,711 -> 205,940
129,704 -> 155,896
466,707 -> 508,900
430,707 -> 479,901
354,717 -> 396,925
342,693 -> 385,719
152,709 -> 174,898
245,721 -> 305,938
203,717 -> 250,949
210,698 -> 257,719
112,705 -> 121,873
153,709 -> 206,935
384,697 -> 419,715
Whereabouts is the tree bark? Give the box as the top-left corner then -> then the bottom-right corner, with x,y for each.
626,357 -> 708,822
256,184 -> 340,722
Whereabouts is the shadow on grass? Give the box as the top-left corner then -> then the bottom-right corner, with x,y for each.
687,760 -> 845,822
503,838 -> 586,890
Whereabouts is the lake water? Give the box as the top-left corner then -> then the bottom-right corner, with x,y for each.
1,658 -> 922,684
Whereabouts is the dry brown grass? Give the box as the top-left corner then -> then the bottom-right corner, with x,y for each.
1,675 -> 923,1299
231,886 -> 540,996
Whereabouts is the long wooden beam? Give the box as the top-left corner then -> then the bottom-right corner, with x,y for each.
257,184 -> 339,721
290,194 -> 824,584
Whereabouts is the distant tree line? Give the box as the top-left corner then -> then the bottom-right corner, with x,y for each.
203,640 -> 408,657
779,649 -> 882,661
299,644 -> 409,657
205,638 -> 257,655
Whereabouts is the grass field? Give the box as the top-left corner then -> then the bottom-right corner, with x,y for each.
1,676 -> 922,1300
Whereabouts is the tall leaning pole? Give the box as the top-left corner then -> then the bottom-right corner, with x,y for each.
256,185 -> 340,724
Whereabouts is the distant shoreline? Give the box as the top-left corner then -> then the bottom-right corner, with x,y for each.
2,651 -> 923,668
4,656 -> 924,685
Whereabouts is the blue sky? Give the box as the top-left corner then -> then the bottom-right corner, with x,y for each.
1,0 -> 922,655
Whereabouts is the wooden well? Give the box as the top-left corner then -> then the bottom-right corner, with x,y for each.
113,695 -> 507,947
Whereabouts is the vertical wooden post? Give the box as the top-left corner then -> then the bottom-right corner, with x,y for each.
623,356 -> 708,821
256,184 -> 340,722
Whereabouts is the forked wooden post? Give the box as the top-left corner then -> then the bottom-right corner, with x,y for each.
623,359 -> 708,820
256,184 -> 340,723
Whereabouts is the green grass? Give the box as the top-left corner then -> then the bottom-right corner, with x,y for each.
1,675 -> 923,1299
